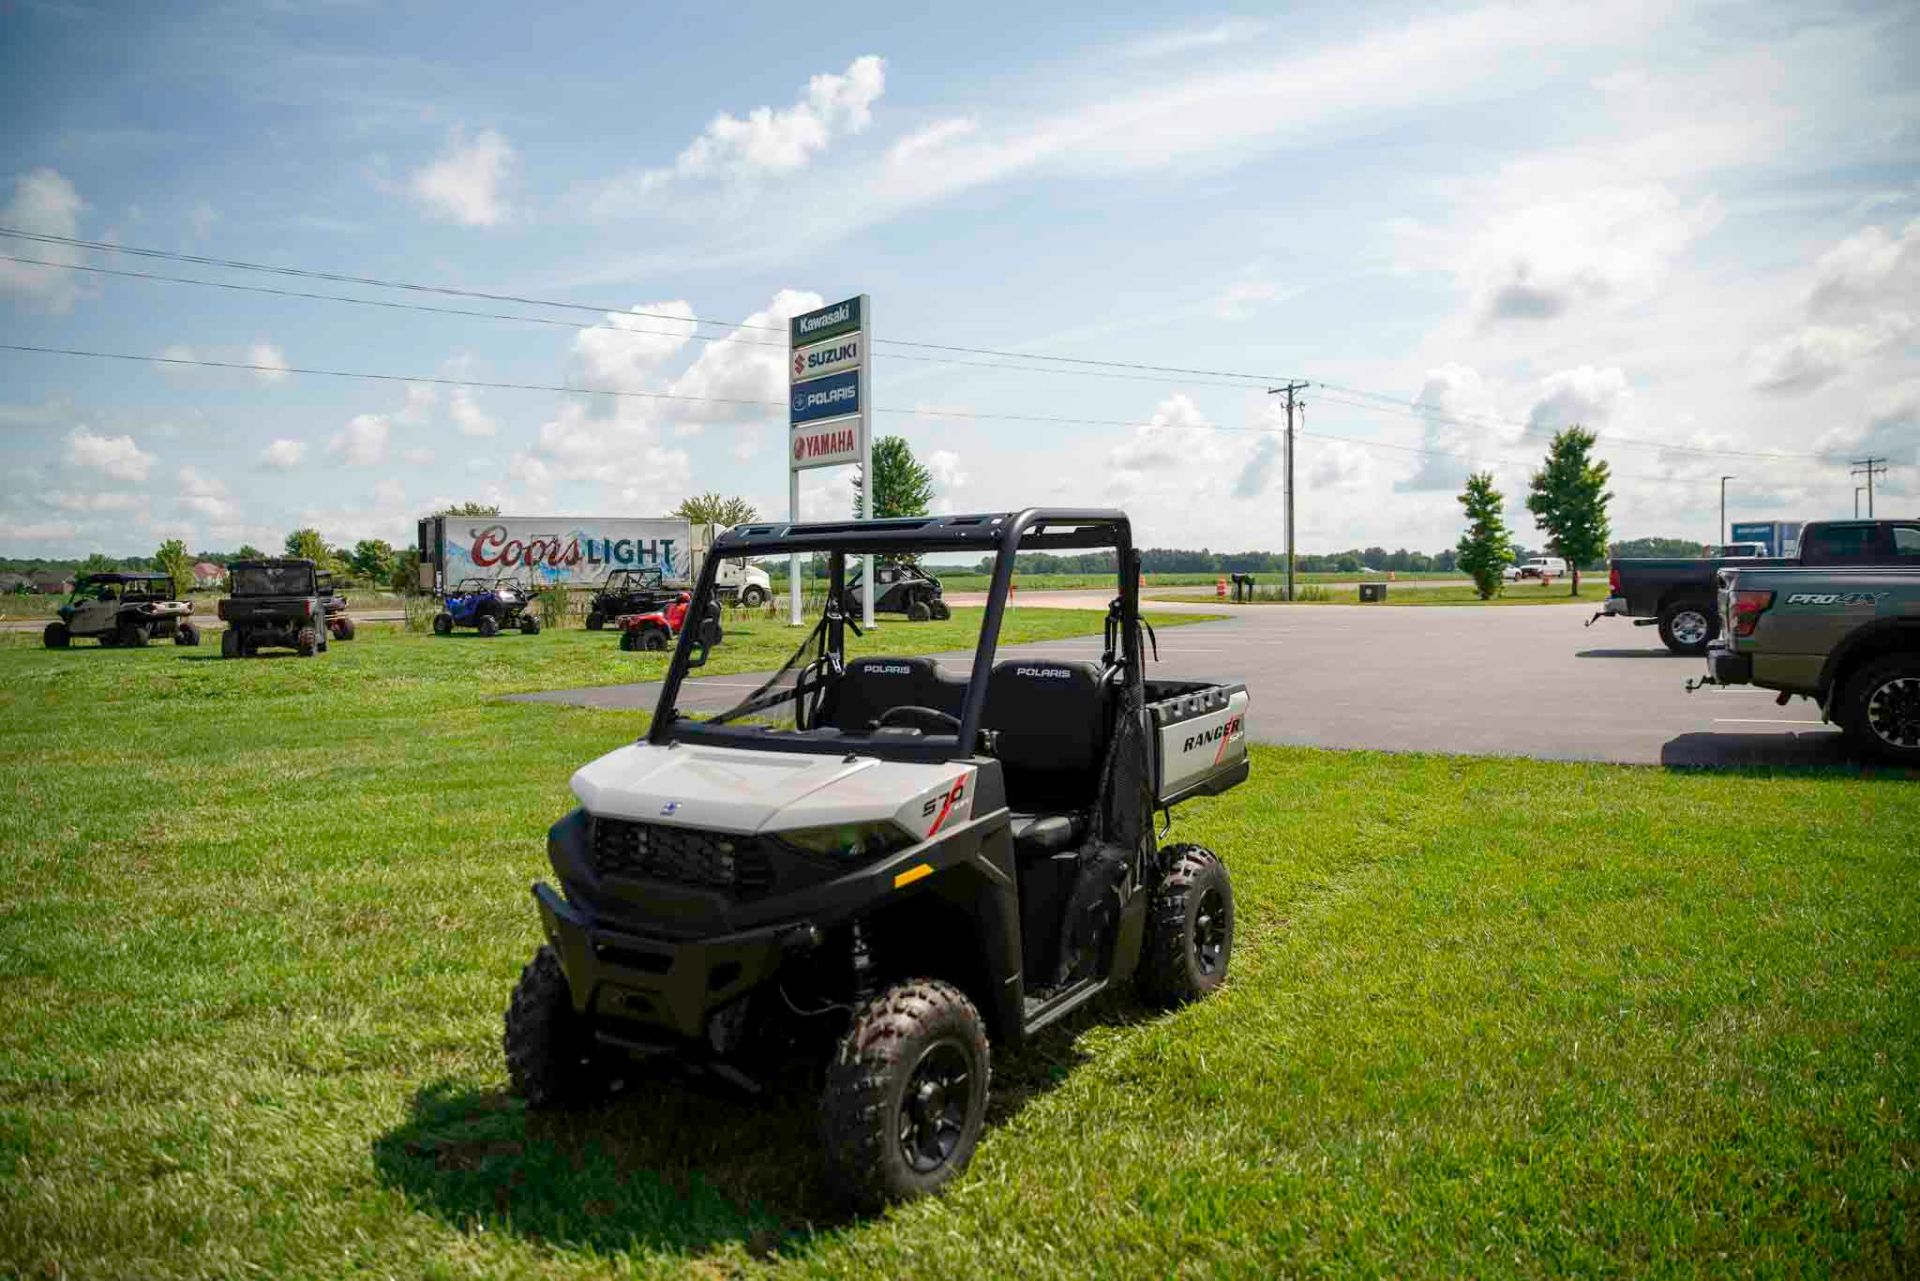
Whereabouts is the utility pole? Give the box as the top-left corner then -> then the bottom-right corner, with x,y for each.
1268,381 -> 1308,600
1719,475 -> 1735,544
1850,457 -> 1887,518
1856,486 -> 1866,519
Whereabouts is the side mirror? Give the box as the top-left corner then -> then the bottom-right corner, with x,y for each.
686,638 -> 710,669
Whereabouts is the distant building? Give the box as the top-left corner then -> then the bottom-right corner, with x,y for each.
31,574 -> 74,594
192,561 -> 225,589
0,572 -> 30,594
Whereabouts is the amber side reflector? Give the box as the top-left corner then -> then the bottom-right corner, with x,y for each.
893,863 -> 933,889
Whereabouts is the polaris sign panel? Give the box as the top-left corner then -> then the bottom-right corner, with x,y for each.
789,368 -> 861,426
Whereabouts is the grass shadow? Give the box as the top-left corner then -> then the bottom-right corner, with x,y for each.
372,999 -> 1118,1262
1574,647 -> 1689,659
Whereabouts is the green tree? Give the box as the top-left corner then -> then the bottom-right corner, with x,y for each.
154,539 -> 193,598
1526,426 -> 1613,595
233,543 -> 264,561
673,491 -> 759,528
284,528 -> 329,563
851,435 -> 935,520
349,538 -> 395,583
389,548 -> 423,594
76,552 -> 120,577
1455,471 -> 1515,600
438,501 -> 500,516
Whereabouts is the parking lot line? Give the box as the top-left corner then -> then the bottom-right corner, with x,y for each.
1713,717 -> 1827,725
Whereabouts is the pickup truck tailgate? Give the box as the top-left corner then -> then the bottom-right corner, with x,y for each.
1146,680 -> 1250,805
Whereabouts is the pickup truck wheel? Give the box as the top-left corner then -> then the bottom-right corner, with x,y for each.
432,612 -> 453,636
1839,654 -> 1920,765
821,979 -> 989,1211
174,621 -> 201,647
43,622 -> 70,649
220,626 -> 240,659
296,626 -> 319,657
1657,601 -> 1717,655
1137,844 -> 1234,1009
740,585 -> 769,609
504,945 -> 615,1111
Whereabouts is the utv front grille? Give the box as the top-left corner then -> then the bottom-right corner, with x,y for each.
589,818 -> 776,897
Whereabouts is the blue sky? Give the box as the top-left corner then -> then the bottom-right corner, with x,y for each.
1,0 -> 1915,558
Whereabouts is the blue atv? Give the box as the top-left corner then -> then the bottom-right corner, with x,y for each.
433,577 -> 541,637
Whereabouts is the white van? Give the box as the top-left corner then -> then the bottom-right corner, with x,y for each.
1503,556 -> 1568,582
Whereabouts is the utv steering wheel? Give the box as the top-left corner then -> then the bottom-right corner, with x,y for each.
873,705 -> 962,735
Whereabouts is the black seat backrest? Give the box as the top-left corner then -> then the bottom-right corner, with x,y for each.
982,659 -> 1111,811
821,656 -> 966,732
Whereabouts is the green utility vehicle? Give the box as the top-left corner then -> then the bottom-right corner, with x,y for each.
1700,555 -> 1920,763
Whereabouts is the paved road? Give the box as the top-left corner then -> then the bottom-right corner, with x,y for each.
511,601 -> 1851,768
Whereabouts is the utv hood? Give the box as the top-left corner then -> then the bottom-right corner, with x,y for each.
570,741 -> 976,839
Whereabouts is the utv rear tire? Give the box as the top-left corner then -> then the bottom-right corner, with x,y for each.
505,945 -> 614,1111
334,618 -> 355,641
43,622 -> 69,649
122,623 -> 150,648
520,616 -> 541,635
821,979 -> 990,1211
1657,600 -> 1717,655
221,627 -> 240,659
1836,653 -> 1920,765
175,621 -> 201,646
432,612 -> 453,636
478,615 -> 500,638
907,600 -> 932,623
1137,844 -> 1234,1009
929,599 -> 951,621
296,626 -> 320,657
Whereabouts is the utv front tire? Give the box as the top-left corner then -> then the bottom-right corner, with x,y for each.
333,618 -> 356,641
1837,653 -> 1920,765
43,622 -> 70,649
929,599 -> 952,621
432,612 -> 453,636
1657,600 -> 1717,655
505,946 -> 613,1111
821,979 -> 990,1211
121,623 -> 150,648
907,600 -> 932,623
520,616 -> 541,635
1137,844 -> 1234,1009
175,621 -> 201,646
221,626 -> 240,659
478,615 -> 500,638
296,626 -> 320,657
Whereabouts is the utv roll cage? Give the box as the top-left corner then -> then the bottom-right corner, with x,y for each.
652,510 -> 1139,765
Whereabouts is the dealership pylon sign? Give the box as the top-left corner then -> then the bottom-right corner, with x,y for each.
789,294 -> 873,624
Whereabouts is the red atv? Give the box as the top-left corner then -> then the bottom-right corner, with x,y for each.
616,592 -> 723,652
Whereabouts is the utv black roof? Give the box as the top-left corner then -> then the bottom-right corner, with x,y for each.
713,509 -> 1131,556
76,572 -> 172,584
229,558 -> 316,570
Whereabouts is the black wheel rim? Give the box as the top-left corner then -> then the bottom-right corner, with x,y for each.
1193,886 -> 1227,976
898,1040 -> 971,1174
1867,676 -> 1920,749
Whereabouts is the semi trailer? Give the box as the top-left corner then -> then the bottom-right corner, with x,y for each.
415,514 -> 772,605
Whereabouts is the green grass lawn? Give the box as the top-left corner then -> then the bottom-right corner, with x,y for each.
2,622 -> 1914,1278
1151,580 -> 1611,607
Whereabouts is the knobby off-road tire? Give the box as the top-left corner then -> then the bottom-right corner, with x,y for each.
1837,653 -> 1920,766
584,611 -> 605,630
640,628 -> 669,652
520,616 -> 541,635
175,621 -> 201,646
432,612 -> 453,636
821,979 -> 990,1211
221,626 -> 240,659
929,599 -> 952,621
907,600 -> 932,623
121,623 -> 150,648
1657,600 -> 1717,655
334,618 -> 355,641
478,614 -> 500,638
505,945 -> 614,1111
1137,844 -> 1235,1009
296,626 -> 320,658
43,621 -> 70,649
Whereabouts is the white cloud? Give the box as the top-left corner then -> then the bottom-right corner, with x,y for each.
448,387 -> 496,438
1748,220 -> 1919,394
1121,20 -> 1269,59
48,491 -> 144,513
888,118 -> 977,166
396,383 -> 437,425
927,448 -> 969,513
247,342 -> 290,384
177,465 -> 240,522
409,127 -> 515,228
590,57 -> 885,209
65,428 -> 155,481
189,201 -> 218,240
1526,365 -> 1631,432
573,301 -> 700,390
260,438 -> 306,469
329,413 -> 390,466
1214,277 -> 1285,321
0,169 -> 88,312
1815,378 -> 1920,466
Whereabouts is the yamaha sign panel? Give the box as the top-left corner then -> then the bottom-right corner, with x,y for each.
789,294 -> 873,624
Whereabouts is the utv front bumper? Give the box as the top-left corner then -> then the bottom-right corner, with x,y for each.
533,882 -> 802,1041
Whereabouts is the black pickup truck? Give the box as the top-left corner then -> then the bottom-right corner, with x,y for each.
1594,519 -> 1920,655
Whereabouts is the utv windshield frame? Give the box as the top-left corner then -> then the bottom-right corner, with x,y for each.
650,509 -> 1138,764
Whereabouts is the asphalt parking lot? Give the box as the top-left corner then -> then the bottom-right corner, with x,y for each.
514,598 -> 1850,767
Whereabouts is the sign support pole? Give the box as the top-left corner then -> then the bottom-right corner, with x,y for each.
859,295 -> 875,630
789,468 -> 802,626
787,293 -> 870,626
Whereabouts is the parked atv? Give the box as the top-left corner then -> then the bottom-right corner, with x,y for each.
433,577 -> 540,637
43,572 -> 201,649
615,591 -> 723,652
840,559 -> 951,621
315,570 -> 356,641
217,559 -> 328,658
506,509 -> 1250,1209
586,567 -> 673,631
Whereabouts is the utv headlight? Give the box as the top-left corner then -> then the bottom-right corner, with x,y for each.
778,821 -> 915,860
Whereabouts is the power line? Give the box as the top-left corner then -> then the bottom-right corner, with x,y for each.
0,340 -> 1708,484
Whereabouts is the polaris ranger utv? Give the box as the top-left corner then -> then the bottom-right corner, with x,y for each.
506,509 -> 1250,1208
217,559 -> 328,658
43,572 -> 200,648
